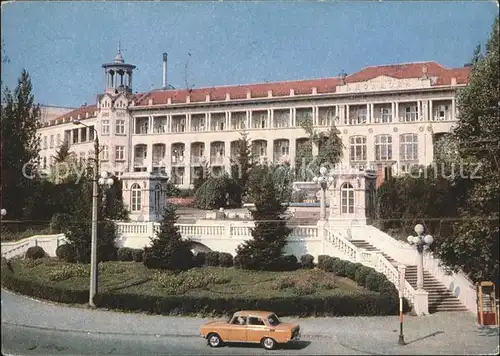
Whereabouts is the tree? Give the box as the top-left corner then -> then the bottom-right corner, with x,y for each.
234,165 -> 293,270
431,16 -> 499,285
230,131 -> 256,202
143,205 -> 193,270
295,113 -> 344,180
1,70 -> 42,219
192,159 -> 211,192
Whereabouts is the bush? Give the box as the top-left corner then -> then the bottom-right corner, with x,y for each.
379,279 -> 398,296
300,254 -> 315,269
193,252 -> 206,267
50,213 -> 72,233
354,265 -> 373,286
205,251 -> 220,267
55,243 -> 76,263
218,252 -> 234,267
132,249 -> 143,262
344,261 -> 358,279
117,247 -> 134,261
332,259 -> 347,277
276,255 -> 299,271
25,246 -> 46,260
318,256 -> 337,272
317,255 -> 330,269
365,271 -> 388,292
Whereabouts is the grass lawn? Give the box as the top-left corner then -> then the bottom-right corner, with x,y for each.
8,258 -> 370,299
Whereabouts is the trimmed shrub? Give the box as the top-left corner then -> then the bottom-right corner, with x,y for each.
365,271 -> 388,292
300,254 -> 315,269
332,259 -> 347,277
354,265 -> 373,286
218,253 -> 234,267
317,255 -> 330,269
319,256 -> 336,272
379,279 -> 398,296
132,249 -> 143,262
55,243 -> 76,263
25,246 -> 46,260
194,175 -> 241,210
117,247 -> 134,261
276,255 -> 299,271
205,251 -> 220,267
344,261 -> 358,279
193,252 -> 206,267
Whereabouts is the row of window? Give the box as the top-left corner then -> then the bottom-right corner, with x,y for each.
350,134 -> 418,162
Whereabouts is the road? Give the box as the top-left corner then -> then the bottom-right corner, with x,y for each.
2,289 -> 499,355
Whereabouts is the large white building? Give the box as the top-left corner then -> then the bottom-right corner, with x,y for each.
37,48 -> 471,189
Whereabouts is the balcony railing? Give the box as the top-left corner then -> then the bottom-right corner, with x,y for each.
172,156 -> 185,165
134,158 -> 146,166
191,156 -> 207,165
152,157 -> 165,166
210,156 -> 225,165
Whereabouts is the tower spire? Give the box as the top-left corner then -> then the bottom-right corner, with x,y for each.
114,41 -> 124,63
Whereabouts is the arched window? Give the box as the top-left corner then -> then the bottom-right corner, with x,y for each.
131,183 -> 141,212
341,183 -> 354,214
154,184 -> 162,213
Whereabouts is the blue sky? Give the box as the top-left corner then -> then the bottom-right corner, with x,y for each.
1,1 -> 498,108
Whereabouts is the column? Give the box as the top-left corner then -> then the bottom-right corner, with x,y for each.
346,105 -> 350,125
207,113 -> 212,132
418,100 -> 423,121
165,143 -> 172,178
168,115 -> 172,133
392,133 -> 400,172
247,110 -> 251,129
313,106 -> 318,126
395,102 -> 399,122
422,100 -> 429,121
149,116 -> 154,134
267,139 -> 274,164
78,128 -> 82,143
292,108 -> 296,127
369,103 -> 374,124
147,143 -> 154,172
225,111 -> 230,130
185,142 -> 191,187
187,114 -> 192,133
452,98 -> 456,120
289,138 -> 296,169
289,108 -> 293,127
224,141 -> 231,173
129,72 -> 133,89
268,109 -> 272,129
429,100 -> 433,121
87,127 -> 91,142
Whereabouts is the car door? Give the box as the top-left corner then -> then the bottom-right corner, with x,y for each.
246,316 -> 268,343
227,316 -> 248,342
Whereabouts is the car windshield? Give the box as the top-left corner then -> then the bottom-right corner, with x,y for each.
267,314 -> 281,326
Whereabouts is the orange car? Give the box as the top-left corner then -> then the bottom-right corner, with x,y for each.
200,310 -> 301,350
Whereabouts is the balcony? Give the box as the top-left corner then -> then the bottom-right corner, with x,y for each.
135,117 -> 149,134
191,155 -> 206,166
172,155 -> 185,165
210,155 -> 225,166
153,117 -> 168,134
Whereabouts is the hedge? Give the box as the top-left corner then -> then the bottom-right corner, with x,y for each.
25,246 -> 46,260
93,291 -> 398,317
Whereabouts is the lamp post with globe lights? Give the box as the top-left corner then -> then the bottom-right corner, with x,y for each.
312,166 -> 335,221
1,209 -> 6,218
407,224 -> 434,291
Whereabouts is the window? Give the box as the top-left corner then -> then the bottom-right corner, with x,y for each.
349,136 -> 367,161
437,105 -> 449,120
56,133 -> 61,146
380,107 -> 392,123
400,134 -> 418,161
231,316 -> 247,325
116,119 -> 125,134
154,184 -> 163,213
341,183 -> 354,214
355,107 -> 367,124
296,108 -> 313,127
267,314 -> 281,326
131,183 -> 141,212
89,126 -> 95,141
404,105 -> 418,122
115,145 -> 125,161
102,120 -> 110,135
49,135 -> 54,148
43,136 -> 47,149
101,145 -> 109,161
248,317 -> 265,326
375,135 -> 392,161
273,110 -> 290,128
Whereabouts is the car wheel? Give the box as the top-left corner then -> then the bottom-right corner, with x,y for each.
207,333 -> 222,348
262,337 -> 276,350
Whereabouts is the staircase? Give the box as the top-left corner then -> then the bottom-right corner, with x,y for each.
405,266 -> 467,312
349,239 -> 467,313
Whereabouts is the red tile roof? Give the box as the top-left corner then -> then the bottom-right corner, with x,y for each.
51,61 -> 470,124
134,61 -> 470,106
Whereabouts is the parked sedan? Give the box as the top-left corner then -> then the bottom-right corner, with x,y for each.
200,310 -> 301,350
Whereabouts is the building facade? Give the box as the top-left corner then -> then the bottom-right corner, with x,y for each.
37,49 -> 470,193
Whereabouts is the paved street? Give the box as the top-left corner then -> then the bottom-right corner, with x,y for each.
1,289 -> 499,355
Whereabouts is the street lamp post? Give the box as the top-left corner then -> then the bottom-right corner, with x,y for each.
407,224 -> 434,291
1,209 -> 6,218
73,120 -> 104,307
312,166 -> 335,221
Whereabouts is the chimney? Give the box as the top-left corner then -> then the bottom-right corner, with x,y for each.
162,53 -> 168,89
422,65 -> 428,80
